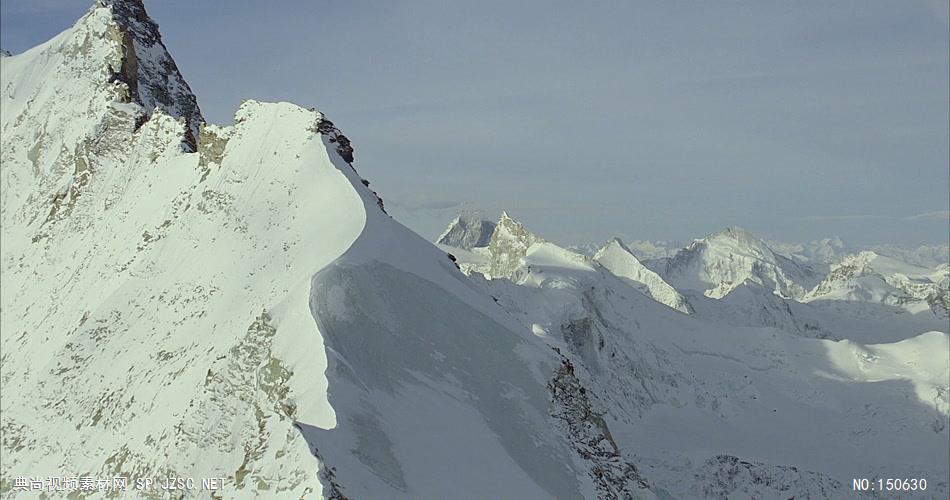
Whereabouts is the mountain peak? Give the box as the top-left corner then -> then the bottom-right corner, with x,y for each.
710,226 -> 758,243
436,213 -> 496,249
594,238 -> 691,313
493,211 -> 542,246
479,211 -> 543,278
603,237 -> 632,253
90,0 -> 203,149
664,226 -> 821,299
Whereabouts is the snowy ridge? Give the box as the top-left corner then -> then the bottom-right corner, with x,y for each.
623,239 -> 684,260
594,238 -> 690,313
437,215 -> 948,341
296,138 -> 634,499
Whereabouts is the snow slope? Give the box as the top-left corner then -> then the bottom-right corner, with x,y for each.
296,132 -> 651,500
594,238 -> 690,313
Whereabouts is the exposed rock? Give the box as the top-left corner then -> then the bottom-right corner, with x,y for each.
691,455 -> 854,499
549,357 -> 653,499
436,214 -> 496,250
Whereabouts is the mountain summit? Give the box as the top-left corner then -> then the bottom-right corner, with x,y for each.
93,0 -> 202,148
435,212 -> 496,249
658,227 -> 822,299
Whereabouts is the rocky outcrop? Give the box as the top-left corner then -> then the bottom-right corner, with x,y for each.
436,214 -> 496,250
312,117 -> 387,214
549,357 -> 653,499
691,455 -> 852,499
99,0 -> 203,150
486,212 -> 543,279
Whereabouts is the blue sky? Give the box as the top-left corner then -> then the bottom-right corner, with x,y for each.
3,1 -> 948,246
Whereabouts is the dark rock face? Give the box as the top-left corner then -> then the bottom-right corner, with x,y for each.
437,215 -> 497,250
693,455 -> 849,499
312,117 -> 388,214
549,358 -> 651,499
99,0 -> 203,151
315,119 -> 355,164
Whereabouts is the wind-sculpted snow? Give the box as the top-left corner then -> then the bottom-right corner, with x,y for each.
304,261 -> 589,499
293,146 -> 653,497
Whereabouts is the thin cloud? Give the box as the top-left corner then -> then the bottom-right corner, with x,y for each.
798,211 -> 949,222
798,214 -> 892,222
906,210 -> 950,221
927,0 -> 949,26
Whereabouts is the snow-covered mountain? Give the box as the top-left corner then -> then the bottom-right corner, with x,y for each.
0,2 -> 655,499
436,213 -> 688,314
438,215 -> 949,498
653,227 -> 824,300
805,251 -> 949,318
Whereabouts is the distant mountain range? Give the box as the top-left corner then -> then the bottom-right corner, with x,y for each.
435,212 -> 948,497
